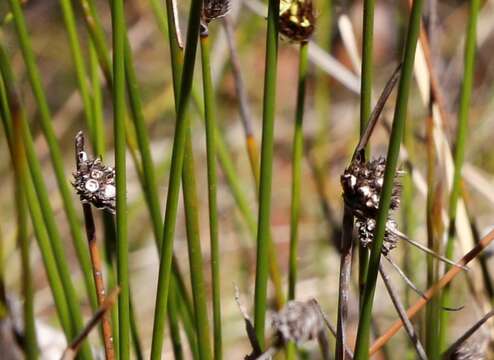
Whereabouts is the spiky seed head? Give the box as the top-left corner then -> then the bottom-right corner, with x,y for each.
355,217 -> 399,255
202,0 -> 231,24
450,337 -> 488,360
272,300 -> 324,346
73,134 -> 116,214
341,156 -> 401,219
279,0 -> 315,42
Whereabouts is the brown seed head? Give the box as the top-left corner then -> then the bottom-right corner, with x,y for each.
272,300 -> 324,346
202,0 -> 231,24
279,0 -> 315,42
341,156 -> 401,219
355,217 -> 399,255
73,133 -> 116,214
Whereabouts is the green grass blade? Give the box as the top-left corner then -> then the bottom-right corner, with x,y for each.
0,38 -> 93,360
58,0 -> 96,147
0,66 -> 73,343
150,0 -> 203,357
439,0 -> 480,350
353,0 -> 424,357
358,0 -> 375,302
254,0 -> 280,348
200,32 -> 222,360
109,0 -> 130,357
182,133 -> 213,360
2,75 -> 38,359
288,40 -> 309,301
7,0 -> 98,313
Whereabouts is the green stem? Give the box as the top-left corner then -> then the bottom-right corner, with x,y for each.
439,0 -> 480,350
58,0 -> 96,146
7,0 -> 97,315
200,32 -> 222,360
0,37 -> 93,360
182,133 -> 213,360
288,41 -> 309,301
358,0 -> 375,303
254,0 -> 280,348
110,0 -> 129,358
12,91 -> 38,360
0,69 -> 73,342
353,0 -> 424,357
150,0 -> 203,357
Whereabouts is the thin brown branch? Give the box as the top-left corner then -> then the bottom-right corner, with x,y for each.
61,287 -> 120,360
352,63 -> 402,163
335,206 -> 354,360
75,132 -> 114,360
370,227 -> 494,355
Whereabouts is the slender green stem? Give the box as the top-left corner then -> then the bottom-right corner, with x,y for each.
11,92 -> 37,360
254,0 -> 280,348
182,133 -> 213,360
168,278 -> 184,360
110,0 -> 129,358
80,1 -> 194,344
353,0 -> 424,357
0,68 -> 73,342
90,42 -> 105,157
358,0 -> 375,303
288,40 -> 309,301
58,0 -> 95,146
7,0 -> 97,313
200,32 -> 222,360
439,0 -> 480,350
425,113 -> 440,359
0,38 -> 93,360
150,0 -> 203,357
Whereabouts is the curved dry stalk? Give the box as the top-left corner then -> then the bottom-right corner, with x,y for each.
61,288 -> 120,360
352,64 -> 402,162
391,228 -> 468,270
378,264 -> 427,360
75,132 -> 114,360
370,227 -> 494,355
441,310 -> 494,359
335,207 -> 354,360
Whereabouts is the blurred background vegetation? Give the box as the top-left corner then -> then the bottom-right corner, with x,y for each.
1,0 -> 494,358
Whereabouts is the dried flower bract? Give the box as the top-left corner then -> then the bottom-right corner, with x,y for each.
73,131 -> 116,214
356,217 -> 399,255
272,299 -> 324,345
341,156 -> 401,219
279,0 -> 315,42
202,0 -> 231,24
341,156 -> 402,254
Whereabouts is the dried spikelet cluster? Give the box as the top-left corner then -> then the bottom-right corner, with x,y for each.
341,157 -> 402,254
279,0 -> 315,42
202,0 -> 231,24
450,340 -> 488,360
355,217 -> 398,255
73,132 -> 116,214
272,300 -> 324,345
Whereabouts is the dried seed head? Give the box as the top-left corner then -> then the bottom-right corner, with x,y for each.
202,0 -> 231,24
73,132 -> 115,214
355,217 -> 399,255
272,300 -> 324,346
279,0 -> 315,42
450,339 -> 488,360
341,157 -> 401,219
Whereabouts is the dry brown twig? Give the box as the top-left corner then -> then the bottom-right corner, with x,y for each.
60,287 -> 120,360
370,227 -> 494,355
74,132 -> 115,360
